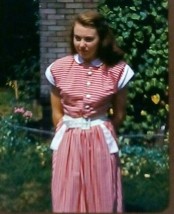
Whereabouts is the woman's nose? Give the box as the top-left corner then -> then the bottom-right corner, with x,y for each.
79,40 -> 86,48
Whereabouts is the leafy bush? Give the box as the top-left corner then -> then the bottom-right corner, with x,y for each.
0,88 -> 15,116
123,171 -> 169,212
118,136 -> 169,212
0,107 -> 52,212
11,56 -> 40,100
98,0 -> 168,141
119,139 -> 169,178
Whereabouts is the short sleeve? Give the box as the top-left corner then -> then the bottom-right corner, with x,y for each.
118,64 -> 134,90
45,63 -> 55,85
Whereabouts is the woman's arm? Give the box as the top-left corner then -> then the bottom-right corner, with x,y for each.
112,87 -> 128,130
50,85 -> 64,128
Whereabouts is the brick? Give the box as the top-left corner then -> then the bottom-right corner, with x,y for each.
48,26 -> 66,31
56,20 -> 69,26
47,14 -> 65,19
49,47 -> 66,53
83,3 -> 98,8
40,64 -> 48,71
40,31 -> 56,37
41,9 -> 56,14
56,42 -> 69,48
41,20 -> 57,25
56,9 -> 75,14
74,8 -> 87,14
59,37 -> 68,42
48,37 -> 63,42
54,53 -> 67,59
65,14 -> 76,20
40,47 -> 48,53
45,53 -> 57,59
40,36 -> 48,42
40,25 -> 49,31
43,42 -> 57,48
41,0 -> 57,3
66,3 -> 83,9
57,0 -> 74,2
48,58 -> 56,64
56,31 -> 70,36
40,55 -> 49,61
48,3 -> 65,8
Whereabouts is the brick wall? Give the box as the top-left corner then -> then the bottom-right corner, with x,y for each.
39,0 -> 99,99
39,0 -> 99,127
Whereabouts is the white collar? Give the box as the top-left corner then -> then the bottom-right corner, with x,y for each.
74,54 -> 103,67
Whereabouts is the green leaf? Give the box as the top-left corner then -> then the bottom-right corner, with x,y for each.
130,7 -> 136,11
140,12 -> 147,20
149,34 -> 156,42
131,13 -> 140,20
127,21 -> 134,28
162,2 -> 168,9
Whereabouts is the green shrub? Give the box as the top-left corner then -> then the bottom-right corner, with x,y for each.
118,136 -> 169,212
0,105 -> 51,212
98,0 -> 168,140
123,171 -> 169,212
8,55 -> 40,100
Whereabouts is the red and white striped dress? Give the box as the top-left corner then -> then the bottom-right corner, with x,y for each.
45,54 -> 134,213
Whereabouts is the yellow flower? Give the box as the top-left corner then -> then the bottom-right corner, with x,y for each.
151,93 -> 160,104
121,169 -> 129,176
144,173 -> 151,178
140,110 -> 147,116
165,104 -> 169,111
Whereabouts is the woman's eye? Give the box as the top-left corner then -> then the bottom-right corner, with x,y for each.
85,37 -> 94,42
74,35 -> 94,42
74,36 -> 81,41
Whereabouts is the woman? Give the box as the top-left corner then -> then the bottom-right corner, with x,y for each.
45,10 -> 134,213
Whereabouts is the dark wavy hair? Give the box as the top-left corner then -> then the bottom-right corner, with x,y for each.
70,10 -> 124,66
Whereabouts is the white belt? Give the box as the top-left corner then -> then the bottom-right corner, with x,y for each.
50,115 -> 119,154
63,114 -> 108,129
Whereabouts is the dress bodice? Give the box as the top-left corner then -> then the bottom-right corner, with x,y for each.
45,54 -> 134,118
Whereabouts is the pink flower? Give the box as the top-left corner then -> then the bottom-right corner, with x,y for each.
14,107 -> 25,114
23,110 -> 33,118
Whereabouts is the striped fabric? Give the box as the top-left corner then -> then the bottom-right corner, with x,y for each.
50,115 -> 119,154
45,54 -> 134,213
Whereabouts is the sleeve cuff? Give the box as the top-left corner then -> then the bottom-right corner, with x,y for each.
45,63 -> 55,85
118,64 -> 134,89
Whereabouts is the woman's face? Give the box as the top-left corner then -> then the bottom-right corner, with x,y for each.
73,22 -> 100,63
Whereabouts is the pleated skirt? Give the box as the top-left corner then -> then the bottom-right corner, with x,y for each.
51,122 -> 123,213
